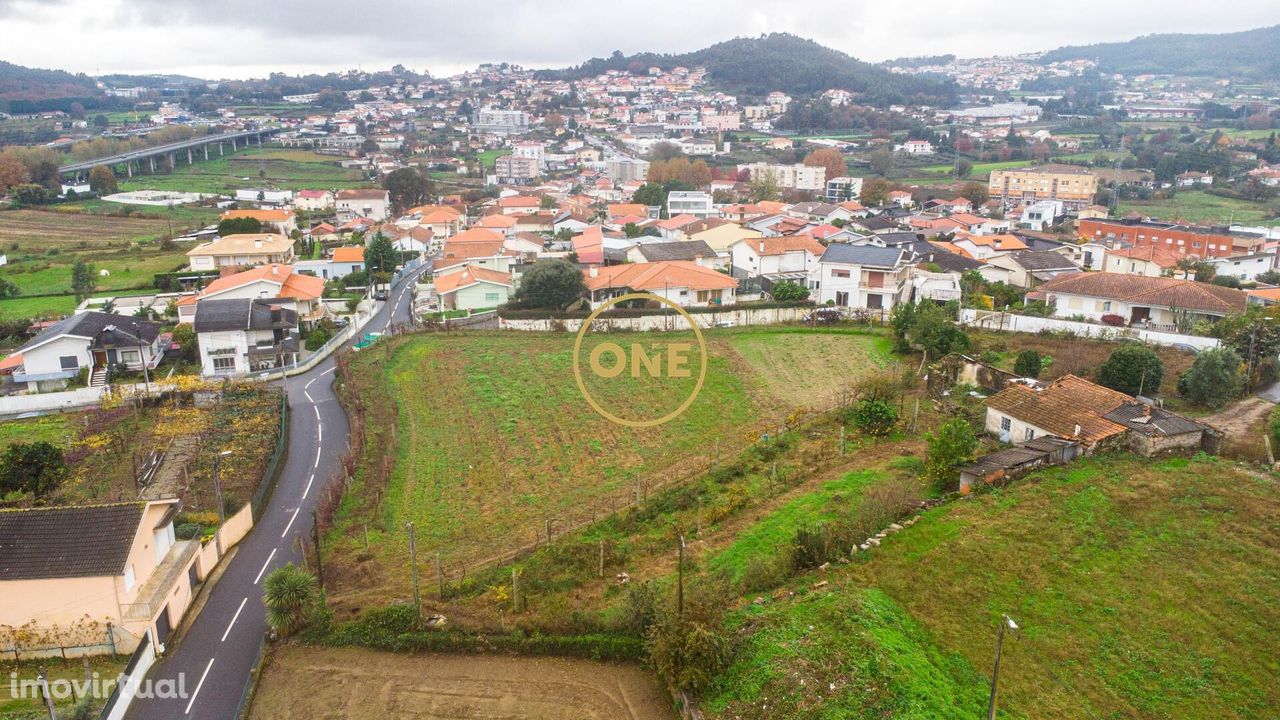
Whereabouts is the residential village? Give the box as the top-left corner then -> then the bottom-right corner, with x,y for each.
1,29 -> 1280,720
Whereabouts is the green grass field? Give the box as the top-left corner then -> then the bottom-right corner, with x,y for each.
476,148 -> 511,171
0,294 -> 79,320
821,454 -> 1280,719
0,414 -> 75,448
1119,190 -> 1277,224
118,146 -> 371,195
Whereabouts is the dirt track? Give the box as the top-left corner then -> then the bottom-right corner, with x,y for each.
250,645 -> 674,720
1203,396 -> 1275,438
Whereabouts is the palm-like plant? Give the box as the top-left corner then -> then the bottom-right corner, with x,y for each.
263,563 -> 316,636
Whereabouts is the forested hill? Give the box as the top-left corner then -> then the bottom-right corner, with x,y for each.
0,61 -> 105,113
539,34 -> 957,107
1040,25 -> 1280,81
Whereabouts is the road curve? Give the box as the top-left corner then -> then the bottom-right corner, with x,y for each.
125,262 -> 430,720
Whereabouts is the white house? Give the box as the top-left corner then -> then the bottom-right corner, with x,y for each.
814,243 -> 910,311
176,264 -> 326,325
433,264 -> 514,311
186,234 -> 295,272
583,261 -> 738,308
3,312 -> 163,392
1206,252 -> 1276,282
730,235 -> 825,280
193,298 -> 300,377
293,190 -> 334,212
667,191 -> 715,218
335,189 -> 391,222
1031,272 -> 1248,329
895,139 -> 935,155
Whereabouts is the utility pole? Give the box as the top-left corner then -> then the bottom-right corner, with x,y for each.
406,522 -> 420,621
987,615 -> 1018,720
677,535 -> 686,619
212,451 -> 227,555
311,510 -> 323,591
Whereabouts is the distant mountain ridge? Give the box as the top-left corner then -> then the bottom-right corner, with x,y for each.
539,33 -> 957,107
1040,24 -> 1280,81
0,60 -> 104,113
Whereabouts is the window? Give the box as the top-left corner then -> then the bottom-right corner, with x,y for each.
59,356 -> 79,370
124,565 -> 136,592
832,269 -> 851,278
1103,301 -> 1112,312
1024,428 -> 1035,441
213,356 -> 237,374
120,349 -> 141,365
835,291 -> 849,306
484,292 -> 500,302
1000,417 -> 1011,432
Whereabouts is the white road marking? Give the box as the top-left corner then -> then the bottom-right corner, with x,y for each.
321,367 -> 334,376
184,658 -> 214,714
254,549 -> 277,584
304,376 -> 317,391
221,598 -> 247,642
281,507 -> 300,537
303,391 -> 313,403
302,473 -> 314,499
314,445 -> 321,468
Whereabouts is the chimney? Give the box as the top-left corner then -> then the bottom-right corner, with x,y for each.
589,266 -> 599,278
1073,423 -> 1081,437
1142,403 -> 1151,417
759,240 -> 765,253
254,238 -> 263,249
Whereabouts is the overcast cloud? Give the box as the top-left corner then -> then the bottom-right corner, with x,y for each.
2,0 -> 1279,80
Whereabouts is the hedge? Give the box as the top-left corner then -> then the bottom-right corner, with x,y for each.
498,300 -> 814,320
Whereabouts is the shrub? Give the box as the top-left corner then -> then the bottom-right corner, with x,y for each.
1178,347 -> 1242,408
1100,314 -> 1126,327
644,579 -> 735,692
0,441 -> 67,496
1013,349 -> 1042,378
851,398 -> 898,436
263,563 -> 318,636
1097,344 -> 1163,396
924,418 -> 976,494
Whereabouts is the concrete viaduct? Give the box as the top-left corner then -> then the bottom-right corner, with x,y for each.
58,128 -> 280,180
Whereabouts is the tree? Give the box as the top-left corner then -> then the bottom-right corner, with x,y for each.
860,177 -> 891,206
217,217 -> 263,236
71,260 -> 97,302
365,233 -> 398,275
262,564 -> 317,637
92,114 -> 109,129
771,280 -> 809,302
539,194 -> 557,210
633,182 -> 666,209
1256,270 -> 1280,285
623,222 -> 643,239
1097,344 -> 1163,397
803,148 -> 847,182
9,183 -> 49,205
0,278 -> 18,300
747,173 -> 780,202
1013,349 -> 1042,378
924,418 -> 976,493
852,398 -> 898,436
648,141 -> 684,162
955,158 -> 974,178
383,167 -> 433,213
87,165 -> 118,196
911,302 -> 969,358
958,181 -> 989,207
513,259 -> 587,309
0,441 -> 67,497
889,301 -> 917,353
1179,347 -> 1241,408
869,147 -> 894,176
0,152 -> 28,193
170,323 -> 197,362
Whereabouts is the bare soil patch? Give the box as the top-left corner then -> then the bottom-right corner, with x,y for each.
249,645 -> 674,720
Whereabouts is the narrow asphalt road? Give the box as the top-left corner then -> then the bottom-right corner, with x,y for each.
126,260 -> 431,720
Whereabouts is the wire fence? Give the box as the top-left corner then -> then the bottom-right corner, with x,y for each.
251,389 -> 291,521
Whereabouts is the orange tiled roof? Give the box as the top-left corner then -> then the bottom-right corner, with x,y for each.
220,209 -> 294,223
435,265 -> 513,294
749,234 -> 825,257
1106,245 -> 1185,268
332,246 -> 364,263
1036,273 -> 1247,315
607,203 -> 647,218
985,374 -> 1130,445
192,263 -> 324,302
584,261 -> 738,292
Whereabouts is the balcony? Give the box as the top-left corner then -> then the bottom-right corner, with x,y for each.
121,540 -> 198,622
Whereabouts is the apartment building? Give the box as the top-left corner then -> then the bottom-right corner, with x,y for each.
1077,218 -> 1267,260
988,164 -> 1098,210
740,162 -> 826,192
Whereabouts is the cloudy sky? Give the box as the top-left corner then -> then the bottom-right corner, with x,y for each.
3,0 -> 1279,80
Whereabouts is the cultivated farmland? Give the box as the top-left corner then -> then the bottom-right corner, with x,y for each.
118,146 -> 370,195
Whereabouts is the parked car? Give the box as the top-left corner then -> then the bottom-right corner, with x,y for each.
373,290 -> 389,302
803,308 -> 843,324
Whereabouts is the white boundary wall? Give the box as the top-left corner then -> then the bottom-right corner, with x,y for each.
500,306 -> 811,332
959,309 -> 1220,351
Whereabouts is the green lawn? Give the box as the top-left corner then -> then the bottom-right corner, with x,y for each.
0,294 -> 79,320
476,148 -> 511,171
1119,190 -> 1277,224
834,454 -> 1280,719
1,249 -> 187,296
0,414 -> 75,448
118,146 -> 372,195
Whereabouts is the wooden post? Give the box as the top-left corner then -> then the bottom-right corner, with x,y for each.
311,510 -> 324,592
912,397 -> 921,432
545,518 -> 552,545
436,551 -> 444,600
511,567 -> 519,613
407,523 -> 420,621
1266,433 -> 1275,466
839,425 -> 845,456
598,539 -> 605,578
677,535 -> 686,618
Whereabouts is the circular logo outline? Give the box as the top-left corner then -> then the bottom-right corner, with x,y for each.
572,292 -> 708,428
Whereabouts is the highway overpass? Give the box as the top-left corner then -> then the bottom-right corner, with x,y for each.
58,128 -> 279,178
